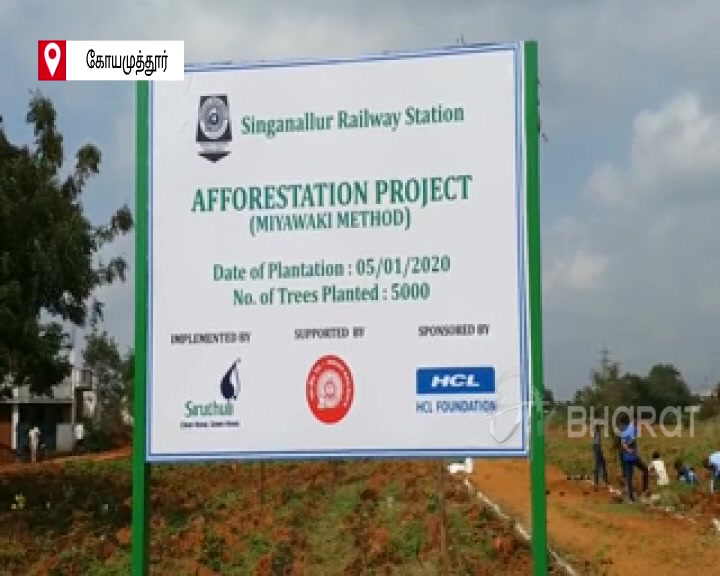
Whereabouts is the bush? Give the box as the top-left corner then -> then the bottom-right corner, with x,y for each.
84,422 -> 115,453
82,406 -> 132,453
697,398 -> 720,421
82,418 -> 131,453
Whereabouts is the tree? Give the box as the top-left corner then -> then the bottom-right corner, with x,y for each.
0,92 -> 132,395
121,349 -> 134,413
698,381 -> 720,420
572,350 -> 633,413
570,349 -> 692,423
643,364 -> 692,411
83,328 -> 133,437
83,329 -> 122,373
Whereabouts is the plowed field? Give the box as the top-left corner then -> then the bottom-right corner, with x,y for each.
0,454 -> 553,575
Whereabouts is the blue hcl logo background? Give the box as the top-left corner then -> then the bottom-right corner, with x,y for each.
416,367 -> 496,395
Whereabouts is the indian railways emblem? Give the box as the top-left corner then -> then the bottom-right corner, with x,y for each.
196,94 -> 232,162
306,355 -> 354,425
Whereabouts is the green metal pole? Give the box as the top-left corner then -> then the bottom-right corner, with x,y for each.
132,80 -> 151,576
524,41 -> 549,576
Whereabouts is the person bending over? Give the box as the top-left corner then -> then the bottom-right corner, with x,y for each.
702,451 -> 720,493
674,459 -> 697,485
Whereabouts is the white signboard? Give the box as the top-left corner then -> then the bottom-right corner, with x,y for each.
145,43 -> 533,462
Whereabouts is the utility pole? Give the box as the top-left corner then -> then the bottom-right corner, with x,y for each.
600,345 -> 611,376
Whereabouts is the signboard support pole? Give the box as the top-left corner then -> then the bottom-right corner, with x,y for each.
132,79 -> 151,576
524,41 -> 549,576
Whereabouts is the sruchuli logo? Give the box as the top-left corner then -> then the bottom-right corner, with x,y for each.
220,358 -> 240,400
183,358 -> 240,419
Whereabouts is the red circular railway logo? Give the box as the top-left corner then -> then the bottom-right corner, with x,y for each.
306,355 -> 354,425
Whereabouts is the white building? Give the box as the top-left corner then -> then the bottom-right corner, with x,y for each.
0,354 -> 98,461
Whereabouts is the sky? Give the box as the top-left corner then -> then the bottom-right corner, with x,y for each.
1,0 -> 719,399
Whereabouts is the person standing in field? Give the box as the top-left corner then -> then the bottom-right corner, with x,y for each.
620,417 -> 649,501
28,425 -> 41,463
649,450 -> 669,487
592,423 -> 608,488
702,451 -> 720,493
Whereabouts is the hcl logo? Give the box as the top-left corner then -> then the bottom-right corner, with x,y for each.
416,367 -> 496,395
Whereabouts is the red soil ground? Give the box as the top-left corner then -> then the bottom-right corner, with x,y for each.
471,459 -> 720,575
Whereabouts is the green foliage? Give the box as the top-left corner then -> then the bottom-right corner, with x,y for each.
200,527 -> 225,572
83,329 -> 133,443
122,349 -> 135,409
645,364 -> 694,412
547,404 -> 569,426
698,397 -> 720,420
84,329 -> 122,385
695,383 -> 720,421
571,349 -> 693,421
0,92 -> 133,395
83,420 -> 116,452
84,328 -> 132,406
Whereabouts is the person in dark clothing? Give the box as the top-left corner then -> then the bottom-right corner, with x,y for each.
592,423 -> 608,487
613,429 -> 624,472
620,418 -> 649,501
674,459 -> 698,485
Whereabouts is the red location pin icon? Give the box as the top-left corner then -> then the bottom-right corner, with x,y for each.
44,43 -> 61,77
